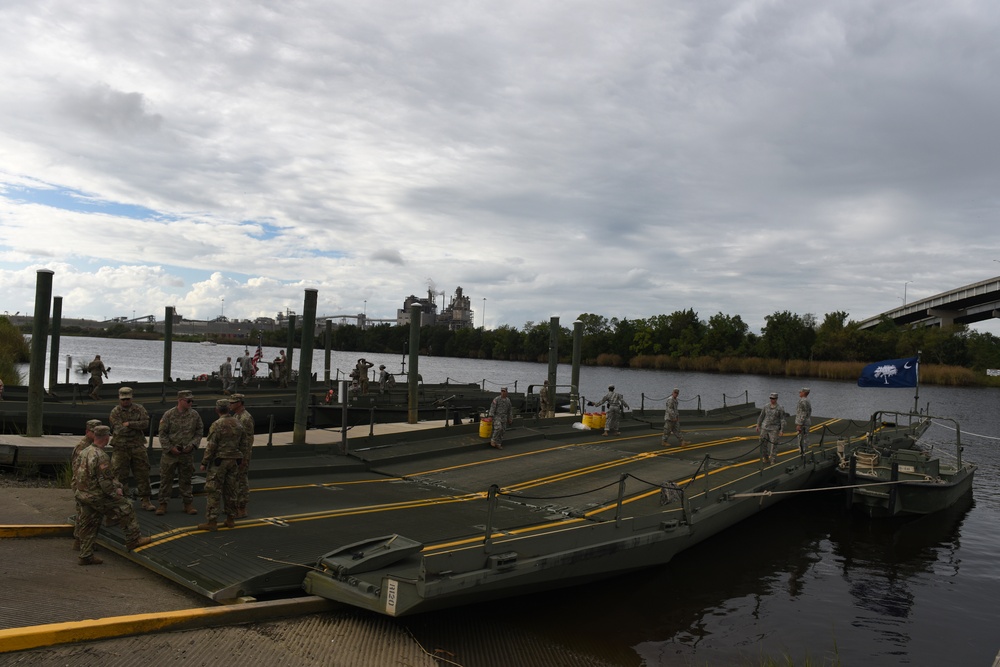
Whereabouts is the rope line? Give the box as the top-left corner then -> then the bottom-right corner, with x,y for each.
730,477 -> 939,498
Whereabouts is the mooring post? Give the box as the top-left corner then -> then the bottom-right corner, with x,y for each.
546,317 -> 558,418
163,306 -> 174,403
571,320 -> 581,415
407,304 -> 420,424
293,289 -> 318,445
26,269 -> 53,437
48,296 -> 62,392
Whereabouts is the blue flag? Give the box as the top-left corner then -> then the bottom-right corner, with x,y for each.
857,357 -> 919,388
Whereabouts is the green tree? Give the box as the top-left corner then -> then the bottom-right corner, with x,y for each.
702,312 -> 749,357
758,311 -> 816,360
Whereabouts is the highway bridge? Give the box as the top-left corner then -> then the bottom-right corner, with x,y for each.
857,275 -> 1000,329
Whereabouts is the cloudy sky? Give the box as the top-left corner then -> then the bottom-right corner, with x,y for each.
2,1 -> 1000,335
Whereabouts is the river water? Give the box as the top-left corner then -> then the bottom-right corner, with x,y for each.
28,338 -> 1000,665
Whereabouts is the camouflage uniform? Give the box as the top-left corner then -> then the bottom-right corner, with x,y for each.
795,389 -> 812,454
538,380 -> 551,418
356,359 -> 374,394
591,388 -> 629,435
220,358 -> 234,394
756,396 -> 787,464
109,396 -> 152,503
662,390 -> 684,445
71,419 -> 102,547
157,402 -> 204,509
487,390 -> 513,449
87,356 -> 107,399
201,406 -> 249,525
232,400 -> 255,516
73,442 -> 143,559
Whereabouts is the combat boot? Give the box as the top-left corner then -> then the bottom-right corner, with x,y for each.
197,519 -> 218,532
126,536 -> 152,550
183,503 -> 198,515
224,515 -> 236,529
78,555 -> 104,565
155,502 -> 167,516
140,498 -> 156,512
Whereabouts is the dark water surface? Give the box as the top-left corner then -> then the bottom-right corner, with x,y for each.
31,338 -> 1000,665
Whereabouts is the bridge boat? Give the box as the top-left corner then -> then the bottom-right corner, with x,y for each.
835,411 -> 976,518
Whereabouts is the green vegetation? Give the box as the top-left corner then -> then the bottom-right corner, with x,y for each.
318,308 -> 1000,387
14,308 -> 1000,388
0,315 -> 30,387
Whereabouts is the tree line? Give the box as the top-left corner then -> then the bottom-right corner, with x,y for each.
13,309 -> 1000,386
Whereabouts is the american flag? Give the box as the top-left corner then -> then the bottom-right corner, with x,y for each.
251,337 -> 263,375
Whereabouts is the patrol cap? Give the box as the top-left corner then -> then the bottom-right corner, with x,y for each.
801,387 -> 810,394
93,425 -> 111,437
177,390 -> 194,400
769,392 -> 778,399
501,386 -> 508,392
215,398 -> 230,410
608,385 -> 615,391
85,419 -> 102,430
229,393 -> 245,404
119,387 -> 133,399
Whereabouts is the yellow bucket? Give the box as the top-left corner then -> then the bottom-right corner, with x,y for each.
595,412 -> 607,429
479,418 -> 493,439
582,413 -> 594,428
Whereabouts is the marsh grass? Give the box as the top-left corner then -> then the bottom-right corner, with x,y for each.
626,355 -> 995,387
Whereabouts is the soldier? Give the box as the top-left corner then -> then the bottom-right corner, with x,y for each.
377,365 -> 393,393
756,392 -> 787,465
589,385 -> 629,436
236,349 -> 251,386
795,388 -> 813,454
71,419 -> 102,551
197,398 -> 249,531
229,393 -> 254,518
86,354 -> 109,400
109,386 -> 155,511
356,358 -> 374,394
73,425 -> 151,565
538,379 -> 552,419
220,356 -> 234,395
487,387 -> 513,450
156,390 -> 204,515
662,388 -> 688,446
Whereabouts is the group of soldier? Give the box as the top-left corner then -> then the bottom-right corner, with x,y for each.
70,385 -> 255,565
486,381 -> 814,463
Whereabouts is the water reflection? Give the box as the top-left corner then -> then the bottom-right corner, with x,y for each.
401,492 -> 973,667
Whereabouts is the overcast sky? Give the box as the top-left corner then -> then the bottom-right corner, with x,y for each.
2,1 -> 1000,336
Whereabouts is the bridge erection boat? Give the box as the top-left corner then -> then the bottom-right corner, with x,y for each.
834,411 -> 976,518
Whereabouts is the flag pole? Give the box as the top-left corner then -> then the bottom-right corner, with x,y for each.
914,350 -> 921,413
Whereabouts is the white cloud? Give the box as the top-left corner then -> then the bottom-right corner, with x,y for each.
1,1 -> 1000,332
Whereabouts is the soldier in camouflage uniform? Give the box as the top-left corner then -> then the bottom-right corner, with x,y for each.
87,354 -> 109,400
756,392 -> 787,465
589,385 -> 629,436
109,386 -> 155,511
487,387 -> 513,449
795,388 -> 812,454
156,390 -> 204,515
229,394 -> 254,518
197,399 -> 249,531
662,388 -> 688,446
73,425 -> 151,564
71,419 -> 102,551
